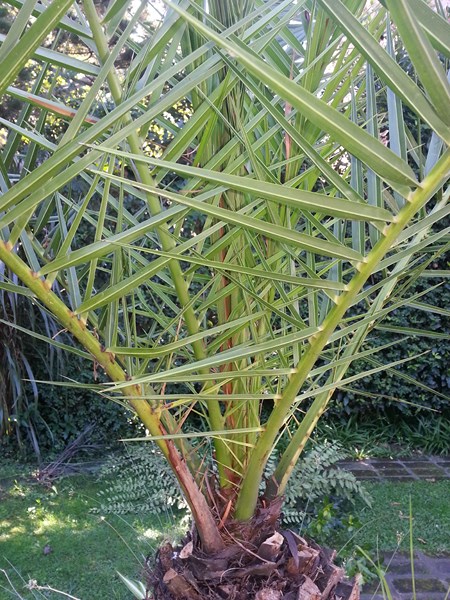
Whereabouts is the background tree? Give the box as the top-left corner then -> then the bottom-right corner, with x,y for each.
0,0 -> 449,598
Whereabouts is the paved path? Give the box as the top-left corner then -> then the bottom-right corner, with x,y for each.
360,551 -> 450,600
338,455 -> 450,482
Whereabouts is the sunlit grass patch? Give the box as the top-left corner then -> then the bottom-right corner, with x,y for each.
0,473 -> 179,600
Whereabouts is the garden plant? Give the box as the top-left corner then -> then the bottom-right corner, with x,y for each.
0,0 -> 449,598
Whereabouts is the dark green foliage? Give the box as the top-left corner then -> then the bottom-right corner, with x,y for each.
315,414 -> 450,458
330,279 -> 449,420
276,442 -> 371,530
32,370 -> 140,455
0,295 -> 139,458
93,445 -> 188,517
395,415 -> 450,454
0,287 -> 56,460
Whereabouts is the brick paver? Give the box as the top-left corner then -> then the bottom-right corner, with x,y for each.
360,551 -> 450,600
338,455 -> 450,482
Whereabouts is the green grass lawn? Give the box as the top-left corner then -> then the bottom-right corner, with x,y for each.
328,480 -> 450,558
1,460 -> 449,600
0,465 -> 183,600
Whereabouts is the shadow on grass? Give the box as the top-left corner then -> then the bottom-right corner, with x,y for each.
0,474 -> 182,600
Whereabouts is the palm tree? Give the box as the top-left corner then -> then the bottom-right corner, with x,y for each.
0,0 -> 449,597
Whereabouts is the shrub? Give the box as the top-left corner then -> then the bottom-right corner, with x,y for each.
94,442 -> 370,534
330,278 -> 450,420
93,445 -> 188,517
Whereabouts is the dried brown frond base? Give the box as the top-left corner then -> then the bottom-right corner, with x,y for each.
145,500 -> 359,600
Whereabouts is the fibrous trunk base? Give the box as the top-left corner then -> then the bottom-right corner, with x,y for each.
145,501 -> 359,600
